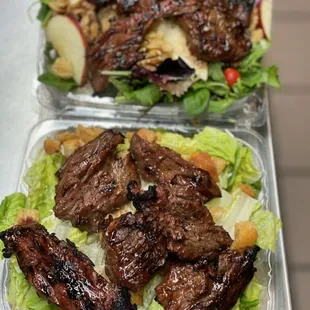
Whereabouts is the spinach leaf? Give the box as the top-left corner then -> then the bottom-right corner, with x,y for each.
125,84 -> 162,106
192,80 -> 230,96
183,88 -> 210,116
208,62 -> 226,82
38,72 -> 78,92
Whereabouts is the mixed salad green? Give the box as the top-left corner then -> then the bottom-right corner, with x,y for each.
0,127 -> 282,309
36,0 -> 279,116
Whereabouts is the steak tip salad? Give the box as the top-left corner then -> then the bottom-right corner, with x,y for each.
36,0 -> 279,115
0,126 -> 282,310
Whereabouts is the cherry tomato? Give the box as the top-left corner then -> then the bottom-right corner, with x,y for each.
223,68 -> 241,88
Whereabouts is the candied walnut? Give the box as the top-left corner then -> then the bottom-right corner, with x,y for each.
62,138 -> 83,157
98,6 -> 118,34
15,209 -> 39,225
68,0 -> 100,42
51,57 -> 74,80
240,184 -> 255,198
44,138 -> 61,154
190,152 -> 219,182
48,0 -> 68,13
231,222 -> 258,249
76,125 -> 104,143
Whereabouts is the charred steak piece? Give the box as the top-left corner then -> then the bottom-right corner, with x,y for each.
177,4 -> 252,63
130,133 -> 221,201
0,222 -> 135,310
156,246 -> 259,310
128,181 -> 232,261
55,130 -> 141,233
56,130 -> 124,194
103,212 -> 167,292
88,0 -> 253,92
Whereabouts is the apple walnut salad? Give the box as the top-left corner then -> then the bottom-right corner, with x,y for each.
37,0 -> 279,115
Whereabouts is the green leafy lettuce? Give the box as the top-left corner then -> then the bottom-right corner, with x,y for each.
209,189 -> 282,251
250,207 -> 282,252
24,153 -> 64,220
0,193 -> 27,257
38,72 -> 78,93
137,274 -> 163,310
111,77 -> 162,106
232,278 -> 263,310
8,257 -> 57,310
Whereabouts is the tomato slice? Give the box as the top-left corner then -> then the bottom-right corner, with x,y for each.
223,68 -> 241,88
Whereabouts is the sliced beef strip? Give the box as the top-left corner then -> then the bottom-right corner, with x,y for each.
103,211 -> 167,292
55,152 -> 141,233
130,133 -> 221,201
0,222 -> 135,310
127,180 -> 232,261
55,130 -> 124,197
156,246 -> 259,310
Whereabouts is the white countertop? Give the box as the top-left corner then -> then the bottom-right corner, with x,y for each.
0,1 -> 40,199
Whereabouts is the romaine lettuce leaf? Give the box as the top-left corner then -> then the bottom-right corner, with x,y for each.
8,257 -> 57,310
228,146 -> 261,189
148,300 -> 164,310
67,227 -> 88,249
138,274 -> 163,310
0,193 -> 27,231
232,278 -> 262,310
193,127 -> 239,163
217,189 -> 260,238
24,153 -> 64,220
0,193 -> 27,257
158,132 -> 198,155
250,208 -> 282,252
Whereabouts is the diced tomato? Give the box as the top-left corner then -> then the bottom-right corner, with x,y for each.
223,68 -> 241,88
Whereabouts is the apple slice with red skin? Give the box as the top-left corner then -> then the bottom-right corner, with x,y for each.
46,15 -> 87,86
257,0 -> 272,40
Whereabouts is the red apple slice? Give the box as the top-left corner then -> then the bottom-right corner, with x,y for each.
257,0 -> 272,40
46,15 -> 87,86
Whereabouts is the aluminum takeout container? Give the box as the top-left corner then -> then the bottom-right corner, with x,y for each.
0,98 -> 291,309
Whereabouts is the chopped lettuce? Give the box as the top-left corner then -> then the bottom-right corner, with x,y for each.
0,193 -> 27,231
24,153 -> 64,220
250,208 -> 282,252
212,189 -> 282,251
217,189 -> 260,238
0,193 -> 27,258
148,300 -> 164,310
232,278 -> 262,310
193,127 -> 239,163
67,227 -> 88,249
232,148 -> 261,186
206,188 -> 232,209
8,257 -> 57,310
158,132 -> 197,155
138,274 -> 163,310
